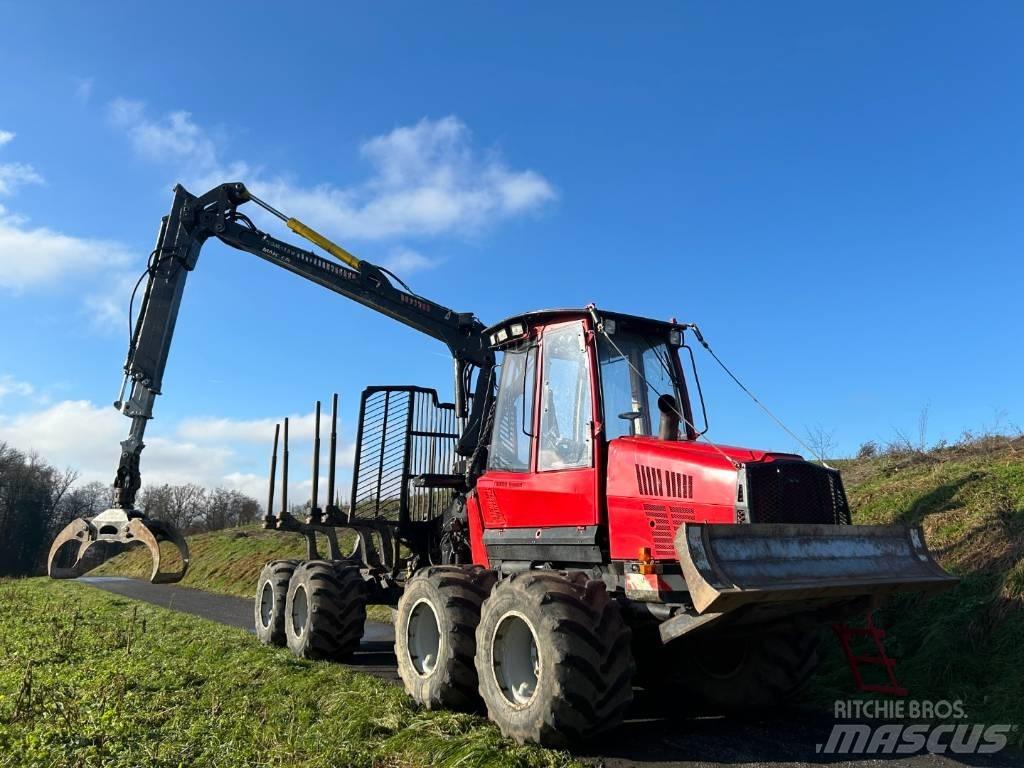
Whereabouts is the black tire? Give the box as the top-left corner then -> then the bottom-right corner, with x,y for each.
395,565 -> 497,711
656,623 -> 820,714
284,560 -> 367,660
254,559 -> 299,646
475,571 -> 634,746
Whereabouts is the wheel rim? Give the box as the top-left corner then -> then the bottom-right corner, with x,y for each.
492,611 -> 541,707
291,584 -> 308,636
258,580 -> 274,629
406,598 -> 441,676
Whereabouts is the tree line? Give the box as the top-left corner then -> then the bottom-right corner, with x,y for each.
0,441 -> 260,577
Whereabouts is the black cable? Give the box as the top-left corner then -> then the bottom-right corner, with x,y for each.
377,266 -> 418,295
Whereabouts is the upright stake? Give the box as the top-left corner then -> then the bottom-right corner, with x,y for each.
280,417 -> 289,520
309,400 -> 322,523
326,393 -> 339,518
264,423 -> 280,528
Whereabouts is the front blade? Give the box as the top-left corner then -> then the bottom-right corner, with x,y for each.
676,522 -> 959,614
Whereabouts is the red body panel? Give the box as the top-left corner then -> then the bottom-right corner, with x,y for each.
606,438 -> 798,560
468,309 -> 805,567
476,468 -> 599,529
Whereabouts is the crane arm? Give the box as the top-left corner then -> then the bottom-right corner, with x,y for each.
50,181 -> 493,583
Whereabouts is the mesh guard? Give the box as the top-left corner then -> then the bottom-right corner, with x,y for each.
350,386 -> 460,526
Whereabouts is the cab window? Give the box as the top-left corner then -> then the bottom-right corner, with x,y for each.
538,323 -> 593,471
487,347 -> 536,471
598,330 -> 682,439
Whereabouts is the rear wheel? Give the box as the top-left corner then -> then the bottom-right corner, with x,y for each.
395,565 -> 497,710
285,561 -> 367,660
254,559 -> 299,646
475,571 -> 634,746
655,623 -> 820,714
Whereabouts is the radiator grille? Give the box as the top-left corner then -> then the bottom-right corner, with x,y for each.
746,461 -> 851,525
351,387 -> 459,524
643,503 -> 696,559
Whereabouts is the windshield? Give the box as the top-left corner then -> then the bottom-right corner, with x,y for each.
598,330 -> 684,440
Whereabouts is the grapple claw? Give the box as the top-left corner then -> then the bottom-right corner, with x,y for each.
47,509 -> 190,584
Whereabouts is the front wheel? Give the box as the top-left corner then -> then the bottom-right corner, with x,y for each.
654,623 -> 820,714
395,565 -> 496,710
475,571 -> 634,746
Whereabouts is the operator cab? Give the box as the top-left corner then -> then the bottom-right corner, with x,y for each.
483,308 -> 698,468
472,308 -> 701,542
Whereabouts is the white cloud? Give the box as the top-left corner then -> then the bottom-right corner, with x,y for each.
0,204 -> 133,290
109,103 -> 557,241
0,132 -> 134,292
0,398 -> 354,508
0,130 -> 44,196
109,99 -> 219,171
74,77 -> 94,104
84,271 -> 139,331
381,246 -> 440,275
0,374 -> 34,399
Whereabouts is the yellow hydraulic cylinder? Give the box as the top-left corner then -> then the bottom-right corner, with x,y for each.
286,218 -> 361,270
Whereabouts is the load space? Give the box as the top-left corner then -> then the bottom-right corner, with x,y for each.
50,183 -> 958,746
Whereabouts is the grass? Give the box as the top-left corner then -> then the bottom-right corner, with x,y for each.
0,577 -> 578,768
810,436 -> 1024,739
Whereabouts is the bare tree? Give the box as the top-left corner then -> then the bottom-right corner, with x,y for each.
804,425 -> 837,461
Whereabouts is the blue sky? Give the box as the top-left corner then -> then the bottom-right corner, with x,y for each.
1,2 -> 1022,504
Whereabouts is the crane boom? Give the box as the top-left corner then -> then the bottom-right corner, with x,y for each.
49,182 -> 494,583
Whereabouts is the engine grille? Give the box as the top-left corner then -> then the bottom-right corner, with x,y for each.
745,461 -> 851,525
643,503 -> 696,559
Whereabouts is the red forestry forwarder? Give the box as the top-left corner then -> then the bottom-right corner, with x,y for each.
49,183 -> 957,746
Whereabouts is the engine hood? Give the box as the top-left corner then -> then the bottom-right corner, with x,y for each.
611,436 -> 803,469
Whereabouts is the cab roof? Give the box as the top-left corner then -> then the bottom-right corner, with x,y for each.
484,307 -> 689,349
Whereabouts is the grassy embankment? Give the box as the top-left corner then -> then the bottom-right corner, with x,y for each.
0,578 -> 577,768
811,436 -> 1024,737
93,437 -> 1024,733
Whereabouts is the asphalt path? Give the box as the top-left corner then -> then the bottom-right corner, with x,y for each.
78,577 -> 1020,768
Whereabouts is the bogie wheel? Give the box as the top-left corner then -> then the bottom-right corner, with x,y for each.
395,565 -> 497,710
475,571 -> 634,746
285,560 -> 367,660
655,622 -> 820,714
254,559 -> 300,645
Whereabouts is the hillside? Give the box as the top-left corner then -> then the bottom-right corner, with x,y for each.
814,435 -> 1024,732
92,436 -> 1024,731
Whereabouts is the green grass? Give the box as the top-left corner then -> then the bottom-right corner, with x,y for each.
0,578 -> 578,768
810,437 -> 1024,738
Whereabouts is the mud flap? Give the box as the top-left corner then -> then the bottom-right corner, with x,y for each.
48,508 -> 190,584
675,523 -> 958,615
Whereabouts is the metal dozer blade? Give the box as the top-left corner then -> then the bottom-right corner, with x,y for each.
48,509 -> 190,584
676,522 -> 958,615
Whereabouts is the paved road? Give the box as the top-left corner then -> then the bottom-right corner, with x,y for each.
79,577 -> 1020,768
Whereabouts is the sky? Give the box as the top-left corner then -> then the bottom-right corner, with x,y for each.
0,2 -> 1022,508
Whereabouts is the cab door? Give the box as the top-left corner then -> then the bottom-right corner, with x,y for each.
476,319 -> 599,529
